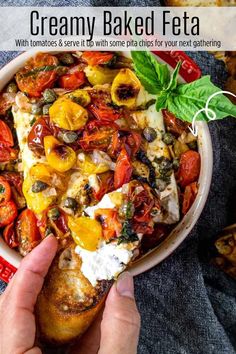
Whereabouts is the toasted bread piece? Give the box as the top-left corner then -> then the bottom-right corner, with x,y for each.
164,0 -> 235,5
36,245 -> 112,344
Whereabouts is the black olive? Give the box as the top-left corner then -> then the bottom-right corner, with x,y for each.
163,132 -> 175,145
31,180 -> 49,193
48,208 -> 60,221
143,127 -> 157,142
64,197 -> 78,210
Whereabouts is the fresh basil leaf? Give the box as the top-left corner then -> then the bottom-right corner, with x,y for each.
131,51 -> 170,94
165,76 -> 236,122
156,91 -> 168,112
166,61 -> 182,92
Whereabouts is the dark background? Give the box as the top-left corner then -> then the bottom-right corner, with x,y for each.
0,2 -> 236,354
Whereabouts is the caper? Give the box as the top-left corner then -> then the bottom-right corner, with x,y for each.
31,103 -> 43,115
143,127 -> 157,142
48,207 -> 60,221
43,89 -> 57,103
163,132 -> 175,145
59,53 -> 75,65
155,179 -> 167,192
56,66 -> 68,76
58,131 -> 78,144
172,158 -> 180,171
64,197 -> 78,210
188,141 -> 198,150
6,82 -> 18,93
31,180 -> 49,193
43,104 -> 52,115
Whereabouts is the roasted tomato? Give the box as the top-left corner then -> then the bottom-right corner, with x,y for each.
39,206 -> 69,238
162,109 -> 189,136
93,171 -> 114,201
28,116 -> 54,156
16,209 -> 41,256
0,177 -> 11,203
15,53 -> 58,97
89,101 -> 121,122
44,136 -> 76,172
0,200 -> 17,227
0,146 -> 18,162
95,208 -> 122,241
177,150 -> 200,188
80,120 -> 118,151
0,93 -> 16,115
0,120 -> 14,147
1,172 -> 23,196
59,71 -> 86,90
82,51 -> 114,66
114,147 -> 133,189
108,130 -> 141,158
182,182 -> 198,215
3,222 -> 18,248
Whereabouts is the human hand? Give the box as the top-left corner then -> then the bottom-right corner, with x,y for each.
0,236 -> 140,354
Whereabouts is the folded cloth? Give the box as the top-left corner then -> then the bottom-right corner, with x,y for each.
0,2 -> 236,353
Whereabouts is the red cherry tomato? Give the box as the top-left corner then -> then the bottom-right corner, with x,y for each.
15,53 -> 58,97
59,71 -> 85,90
27,116 -> 54,156
108,130 -> 141,158
3,222 -> 18,248
16,209 -> 41,256
177,150 -> 200,188
1,172 -> 23,196
39,206 -> 69,239
0,146 -> 18,162
114,147 -> 133,189
0,120 -> 14,147
93,171 -> 114,201
89,102 -> 121,122
162,109 -> 189,136
0,200 -> 17,227
95,208 -> 121,241
82,51 -> 114,66
0,177 -> 11,204
182,182 -> 198,215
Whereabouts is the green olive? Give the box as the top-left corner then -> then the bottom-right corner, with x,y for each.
48,207 -> 60,221
6,82 -> 18,94
43,89 -> 58,103
163,132 -> 175,145
143,127 -> 157,142
31,180 -> 49,193
59,53 -> 75,65
31,103 -> 43,115
64,197 -> 78,210
42,104 -> 52,115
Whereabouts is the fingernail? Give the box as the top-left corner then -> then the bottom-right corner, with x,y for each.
116,271 -> 134,299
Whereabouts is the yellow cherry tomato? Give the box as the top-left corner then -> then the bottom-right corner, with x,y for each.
49,97 -> 88,130
111,68 -> 141,108
29,163 -> 54,183
44,136 -> 76,172
78,154 -> 110,175
68,216 -> 102,251
23,175 -> 55,215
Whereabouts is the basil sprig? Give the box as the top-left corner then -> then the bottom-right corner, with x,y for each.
131,51 -> 236,122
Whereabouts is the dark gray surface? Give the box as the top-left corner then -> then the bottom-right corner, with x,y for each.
0,3 -> 236,354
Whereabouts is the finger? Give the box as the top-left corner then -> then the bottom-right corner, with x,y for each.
6,235 -> 58,311
69,310 -> 103,354
99,272 -> 140,354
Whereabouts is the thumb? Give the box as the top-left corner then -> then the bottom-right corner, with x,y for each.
99,272 -> 141,354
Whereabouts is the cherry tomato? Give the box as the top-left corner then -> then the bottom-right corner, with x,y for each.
3,222 -> 18,248
0,120 -> 14,147
182,182 -> 198,215
89,101 -> 121,122
0,200 -> 17,227
80,120 -> 118,151
162,109 -> 189,136
126,131 -> 142,156
114,147 -> 133,189
0,146 -> 18,162
1,172 -> 23,196
28,116 -> 55,156
39,206 -> 69,239
59,71 -> 85,90
177,150 -> 200,188
95,208 -> 121,241
0,177 -> 11,204
15,53 -> 58,97
108,130 -> 141,159
16,209 -> 41,256
93,171 -> 114,201
82,51 -> 114,66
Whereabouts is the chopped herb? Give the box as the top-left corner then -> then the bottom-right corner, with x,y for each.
30,118 -> 36,127
22,65 -> 58,78
0,185 -> 5,193
118,220 -> 139,245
